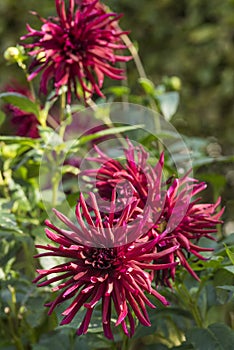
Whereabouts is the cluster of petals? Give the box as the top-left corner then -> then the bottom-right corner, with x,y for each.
81,140 -> 224,282
35,140 -> 223,338
21,0 -> 131,102
34,192 -> 178,339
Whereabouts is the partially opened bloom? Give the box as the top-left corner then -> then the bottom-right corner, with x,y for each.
34,192 -> 178,338
81,141 -> 164,211
153,177 -> 224,283
81,140 -> 224,282
21,0 -> 131,102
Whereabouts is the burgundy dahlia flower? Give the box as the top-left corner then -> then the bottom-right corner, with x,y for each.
80,141 -> 224,281
154,177 -> 224,282
3,85 -> 39,138
21,0 -> 131,102
34,192 -> 178,338
81,141 -> 164,212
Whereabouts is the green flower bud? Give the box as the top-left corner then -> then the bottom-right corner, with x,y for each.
170,76 -> 182,91
4,46 -> 20,63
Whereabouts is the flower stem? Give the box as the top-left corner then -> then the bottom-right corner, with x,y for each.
121,33 -> 147,79
121,335 -> 130,350
60,89 -> 66,124
176,283 -> 203,328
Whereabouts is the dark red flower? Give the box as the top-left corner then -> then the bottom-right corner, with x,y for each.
21,0 -> 131,102
80,141 -> 224,282
153,177 -> 224,283
34,192 -> 178,338
81,140 -> 163,211
3,85 -> 39,138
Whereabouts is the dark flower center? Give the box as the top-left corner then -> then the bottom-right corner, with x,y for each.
84,248 -> 116,270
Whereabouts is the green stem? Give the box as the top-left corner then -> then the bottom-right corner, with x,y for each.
177,284 -> 203,328
191,303 -> 203,328
19,61 -> 36,102
7,313 -> 24,350
27,78 -> 36,102
121,33 -> 147,79
121,335 -> 130,350
60,89 -> 66,124
52,176 -> 59,207
13,336 -> 24,350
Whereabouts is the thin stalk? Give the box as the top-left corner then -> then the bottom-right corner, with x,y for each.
176,284 -> 203,328
6,307 -> 24,350
19,61 -> 36,102
52,176 -> 59,207
60,89 -> 66,124
121,33 -> 147,79
119,60 -> 129,103
121,335 -> 130,350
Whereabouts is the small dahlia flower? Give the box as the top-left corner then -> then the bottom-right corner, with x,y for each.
81,141 -> 224,281
21,0 -> 131,102
3,85 -> 39,138
154,177 -> 224,282
81,141 -> 164,212
34,192 -> 178,338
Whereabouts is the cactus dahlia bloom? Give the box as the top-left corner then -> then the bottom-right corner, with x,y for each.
34,192 -> 178,339
80,141 -> 223,282
21,0 -> 131,102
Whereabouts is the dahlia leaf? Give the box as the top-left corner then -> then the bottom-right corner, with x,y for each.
75,124 -> 145,147
186,323 -> 234,350
0,92 -> 40,118
157,92 -> 180,121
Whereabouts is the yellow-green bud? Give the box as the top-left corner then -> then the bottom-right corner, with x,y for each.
170,76 -> 182,91
4,46 -> 20,63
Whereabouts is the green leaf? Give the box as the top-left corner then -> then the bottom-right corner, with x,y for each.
0,210 -> 22,233
72,124 -> 145,148
0,136 -> 38,146
224,244 -> 234,265
223,265 -> 234,274
0,92 -> 40,117
138,77 -> 155,95
157,92 -> 180,121
0,110 -> 6,126
33,330 -> 72,350
143,345 -> 169,350
216,285 -> 234,292
186,323 -> 234,350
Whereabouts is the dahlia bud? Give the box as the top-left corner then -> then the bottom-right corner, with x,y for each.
4,45 -> 26,67
170,76 -> 182,91
162,76 -> 182,91
4,46 -> 20,63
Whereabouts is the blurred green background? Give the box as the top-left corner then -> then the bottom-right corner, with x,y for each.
0,0 -> 234,228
